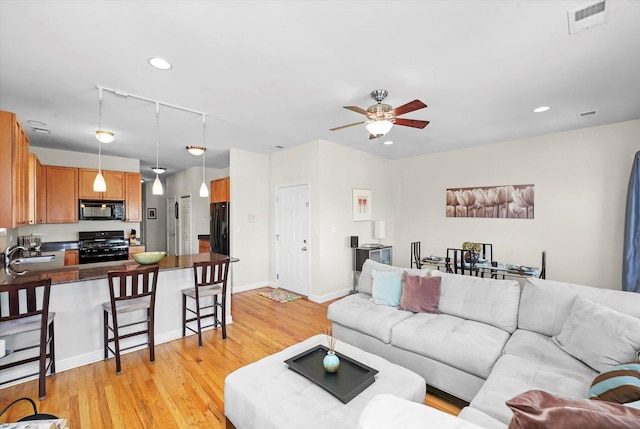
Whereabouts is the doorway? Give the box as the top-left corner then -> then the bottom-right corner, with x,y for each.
180,195 -> 192,255
276,184 -> 310,296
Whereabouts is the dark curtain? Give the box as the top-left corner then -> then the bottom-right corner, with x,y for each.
623,151 -> 640,293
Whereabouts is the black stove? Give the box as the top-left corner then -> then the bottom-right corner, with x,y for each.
78,230 -> 129,264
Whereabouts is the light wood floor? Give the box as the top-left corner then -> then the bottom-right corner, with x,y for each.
0,288 -> 461,427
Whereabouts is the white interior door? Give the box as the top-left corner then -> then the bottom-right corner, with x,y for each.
276,184 -> 310,296
180,195 -> 192,255
167,196 -> 177,256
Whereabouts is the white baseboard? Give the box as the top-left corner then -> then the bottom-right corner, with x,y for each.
308,288 -> 351,303
232,281 -> 275,294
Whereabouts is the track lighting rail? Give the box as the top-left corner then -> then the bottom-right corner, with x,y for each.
96,85 -> 207,118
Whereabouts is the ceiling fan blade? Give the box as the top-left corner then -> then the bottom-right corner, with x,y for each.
344,106 -> 370,116
394,118 -> 430,129
330,121 -> 366,131
392,100 -> 427,117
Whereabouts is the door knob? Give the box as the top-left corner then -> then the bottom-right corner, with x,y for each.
302,247 -> 307,251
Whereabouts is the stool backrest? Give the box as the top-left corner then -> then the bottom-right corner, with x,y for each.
0,278 -> 52,327
193,259 -> 229,292
107,265 -> 159,305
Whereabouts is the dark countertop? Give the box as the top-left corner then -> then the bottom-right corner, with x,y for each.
1,253 -> 238,286
40,241 -> 80,252
197,234 -> 210,241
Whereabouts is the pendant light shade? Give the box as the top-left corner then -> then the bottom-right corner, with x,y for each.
94,88 -> 108,192
152,102 -> 164,195
199,114 -> 209,198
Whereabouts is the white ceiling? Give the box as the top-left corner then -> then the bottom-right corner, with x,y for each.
1,0 -> 639,181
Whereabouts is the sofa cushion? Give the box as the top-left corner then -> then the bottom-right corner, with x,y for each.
519,278 -> 640,337
506,389 -> 640,429
326,293 -> 414,344
552,296 -> 640,373
358,259 -> 429,295
358,394 -> 487,429
504,329 -> 597,378
399,272 -> 441,314
589,361 -> 640,404
392,313 -> 510,379
371,270 -> 403,306
469,354 -> 596,424
431,271 -> 520,333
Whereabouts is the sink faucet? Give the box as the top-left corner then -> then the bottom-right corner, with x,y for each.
4,245 -> 26,268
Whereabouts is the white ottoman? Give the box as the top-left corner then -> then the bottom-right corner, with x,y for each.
224,334 -> 426,429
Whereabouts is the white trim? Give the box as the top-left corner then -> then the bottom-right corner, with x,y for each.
308,288 -> 351,304
232,281 -> 275,294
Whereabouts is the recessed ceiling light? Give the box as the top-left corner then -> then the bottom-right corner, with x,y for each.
33,127 -> 50,134
150,167 -> 166,174
148,57 -> 172,70
27,120 -> 47,127
383,140 -> 393,145
533,106 -> 551,113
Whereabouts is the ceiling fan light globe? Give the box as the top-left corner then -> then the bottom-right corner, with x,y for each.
365,120 -> 393,137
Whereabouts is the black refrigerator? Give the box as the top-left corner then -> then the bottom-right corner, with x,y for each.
210,202 -> 230,255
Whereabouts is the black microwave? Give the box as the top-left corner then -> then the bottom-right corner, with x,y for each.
79,200 -> 126,220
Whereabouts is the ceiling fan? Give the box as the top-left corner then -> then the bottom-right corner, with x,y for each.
330,89 -> 430,139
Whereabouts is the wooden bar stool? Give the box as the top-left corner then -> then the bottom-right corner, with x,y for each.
103,265 -> 159,375
0,278 -> 55,400
182,259 -> 230,348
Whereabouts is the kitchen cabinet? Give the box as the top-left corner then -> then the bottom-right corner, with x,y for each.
28,153 -> 47,224
199,239 -> 210,253
0,110 -> 30,228
64,249 -> 79,266
78,169 -> 125,200
125,172 -> 142,222
210,176 -> 230,203
47,166 -> 78,223
128,245 -> 146,260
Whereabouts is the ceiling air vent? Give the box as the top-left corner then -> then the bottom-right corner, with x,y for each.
577,109 -> 598,119
568,1 -> 610,35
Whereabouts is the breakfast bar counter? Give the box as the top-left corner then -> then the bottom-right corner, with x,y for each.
0,253 -> 237,384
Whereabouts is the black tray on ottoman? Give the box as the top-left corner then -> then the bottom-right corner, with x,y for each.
284,345 -> 379,403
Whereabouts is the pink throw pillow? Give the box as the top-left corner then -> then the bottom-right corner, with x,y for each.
507,389 -> 640,429
399,272 -> 441,314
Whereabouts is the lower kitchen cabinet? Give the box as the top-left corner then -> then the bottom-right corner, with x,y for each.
128,245 -> 146,260
64,249 -> 79,266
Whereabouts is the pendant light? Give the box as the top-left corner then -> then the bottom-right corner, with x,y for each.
152,102 -> 164,195
93,88 -> 107,192
199,114 -> 209,198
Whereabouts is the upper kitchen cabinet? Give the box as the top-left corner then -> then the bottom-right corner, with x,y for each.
0,110 -> 30,228
210,176 -> 230,203
47,166 -> 78,223
78,169 -> 125,200
125,172 -> 142,222
28,153 -> 47,224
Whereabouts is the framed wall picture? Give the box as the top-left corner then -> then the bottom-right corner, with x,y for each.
352,188 -> 372,221
147,208 -> 157,220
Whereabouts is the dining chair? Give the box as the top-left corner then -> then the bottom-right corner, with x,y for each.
410,242 -> 422,269
103,265 -> 159,375
539,250 -> 547,279
0,278 -> 55,400
182,258 -> 230,347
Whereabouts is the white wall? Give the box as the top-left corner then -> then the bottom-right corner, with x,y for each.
30,147 -> 139,171
142,181 -> 167,252
229,149 -> 270,291
393,119 -> 640,290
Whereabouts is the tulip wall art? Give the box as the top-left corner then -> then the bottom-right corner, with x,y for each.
352,188 -> 372,221
446,184 -> 535,219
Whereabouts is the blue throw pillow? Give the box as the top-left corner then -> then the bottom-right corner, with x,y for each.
371,270 -> 403,307
590,361 -> 640,404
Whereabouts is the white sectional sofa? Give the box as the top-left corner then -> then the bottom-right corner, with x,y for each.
327,259 -> 640,428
